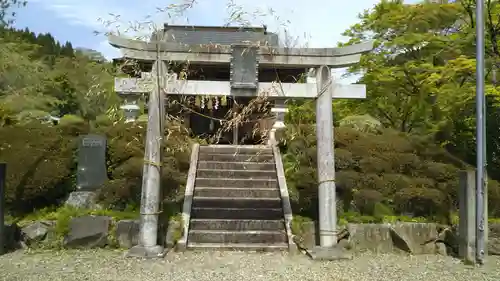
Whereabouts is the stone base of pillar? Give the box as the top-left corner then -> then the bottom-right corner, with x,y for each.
175,241 -> 187,251
126,244 -> 165,259
307,245 -> 352,261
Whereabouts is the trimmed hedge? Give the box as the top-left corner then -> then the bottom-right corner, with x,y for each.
96,120 -> 191,210
0,119 -> 192,216
0,123 -> 76,215
3,116 -> 500,224
281,124 -> 500,222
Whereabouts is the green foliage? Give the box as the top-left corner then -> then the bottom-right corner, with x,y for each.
0,39 -> 55,120
19,205 -> 139,234
5,0 -> 500,231
0,26 -> 120,126
58,114 -> 85,126
45,55 -> 118,121
353,189 -> 384,215
292,213 -> 428,236
280,122 -> 494,223
0,123 -> 77,215
336,213 -> 428,226
0,118 -> 192,216
291,215 -> 313,237
339,0 -> 500,181
168,213 -> 184,244
338,114 -> 383,134
96,118 -> 192,210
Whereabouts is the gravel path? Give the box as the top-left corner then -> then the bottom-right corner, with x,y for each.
0,249 -> 499,281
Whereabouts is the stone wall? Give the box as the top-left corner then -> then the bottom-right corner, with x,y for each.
294,221 -> 500,256
3,218 -> 499,256
2,215 -> 182,252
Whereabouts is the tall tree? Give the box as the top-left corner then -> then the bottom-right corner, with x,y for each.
339,0 -> 472,133
45,54 -> 118,121
0,39 -> 57,122
339,0 -> 500,177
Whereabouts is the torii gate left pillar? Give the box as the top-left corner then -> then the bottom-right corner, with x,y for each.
127,60 -> 168,258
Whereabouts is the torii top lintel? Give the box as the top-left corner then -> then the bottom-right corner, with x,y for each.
107,34 -> 373,68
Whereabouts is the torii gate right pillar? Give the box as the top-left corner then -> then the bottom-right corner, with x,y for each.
315,66 -> 337,247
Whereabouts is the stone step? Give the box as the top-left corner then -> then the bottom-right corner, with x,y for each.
197,161 -> 275,171
197,169 -> 276,180
198,153 -> 274,162
188,230 -> 288,244
190,219 -> 285,231
194,187 -> 280,198
187,242 -> 288,251
195,178 -> 278,189
192,197 -> 282,209
191,207 -> 283,220
199,145 -> 272,155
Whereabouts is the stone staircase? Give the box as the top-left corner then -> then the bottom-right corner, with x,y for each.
185,145 -> 291,251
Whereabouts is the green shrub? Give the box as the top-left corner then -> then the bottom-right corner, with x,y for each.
373,202 -> 394,217
291,215 -> 313,237
58,114 -> 85,126
353,189 -> 383,215
335,148 -> 355,170
489,180 -> 500,217
96,119 -> 192,211
281,124 -> 493,222
0,123 -> 77,215
338,114 -> 383,134
0,118 -> 192,216
342,211 -> 381,223
393,187 -> 447,218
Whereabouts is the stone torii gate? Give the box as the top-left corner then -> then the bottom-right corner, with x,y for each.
107,32 -> 373,257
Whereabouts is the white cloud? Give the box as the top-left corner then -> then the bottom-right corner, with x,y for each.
32,0 -> 385,83
95,39 -> 121,60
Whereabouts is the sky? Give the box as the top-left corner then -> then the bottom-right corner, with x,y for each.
12,0 -> 420,83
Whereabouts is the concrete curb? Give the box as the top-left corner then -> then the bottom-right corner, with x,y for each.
271,144 -> 297,254
177,143 -> 199,251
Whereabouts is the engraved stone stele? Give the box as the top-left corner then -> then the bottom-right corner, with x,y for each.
65,134 -> 107,210
76,134 -> 107,191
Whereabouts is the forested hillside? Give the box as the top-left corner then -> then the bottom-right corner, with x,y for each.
0,24 -> 120,126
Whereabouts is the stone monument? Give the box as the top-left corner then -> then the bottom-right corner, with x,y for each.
66,134 -> 107,209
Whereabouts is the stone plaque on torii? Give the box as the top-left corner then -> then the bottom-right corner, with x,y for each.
107,30 -> 373,257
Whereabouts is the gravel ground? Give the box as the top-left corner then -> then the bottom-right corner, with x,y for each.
0,249 -> 499,281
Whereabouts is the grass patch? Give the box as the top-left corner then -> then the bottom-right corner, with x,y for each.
291,215 -> 313,237
294,212 -> 500,232
168,212 -> 184,244
449,212 -> 500,226
293,212 -> 430,230
14,205 -> 139,249
338,212 -> 428,225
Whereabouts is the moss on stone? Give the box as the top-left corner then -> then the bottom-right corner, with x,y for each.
291,215 -> 313,237
17,205 -> 139,248
169,213 -> 184,244
292,213 -> 430,234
